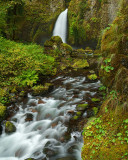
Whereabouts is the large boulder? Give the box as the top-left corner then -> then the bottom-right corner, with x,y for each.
5,121 -> 16,134
44,36 -> 63,56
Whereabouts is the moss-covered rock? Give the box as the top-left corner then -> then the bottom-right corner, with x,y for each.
72,49 -> 87,58
73,115 -> 79,120
60,43 -> 72,56
72,59 -> 89,69
44,36 -> 63,56
0,104 -> 7,122
32,83 -> 53,96
5,121 -> 16,134
76,103 -> 88,111
87,74 -> 98,80
91,98 -> 100,102
76,111 -> 82,116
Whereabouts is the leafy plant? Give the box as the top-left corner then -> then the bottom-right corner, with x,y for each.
101,58 -> 114,72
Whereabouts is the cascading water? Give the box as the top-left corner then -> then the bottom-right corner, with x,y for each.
53,9 -> 68,43
0,72 -> 101,160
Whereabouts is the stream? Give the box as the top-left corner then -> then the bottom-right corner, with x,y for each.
0,70 -> 101,160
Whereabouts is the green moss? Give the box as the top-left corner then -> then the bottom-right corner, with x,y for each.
60,43 -> 72,55
5,121 -> 16,133
91,98 -> 100,102
0,104 -> 6,120
32,83 -> 53,95
72,59 -> 89,69
92,107 -> 98,115
76,111 -> 82,116
76,103 -> 88,111
82,109 -> 128,160
87,74 -> 98,80
73,115 -> 79,120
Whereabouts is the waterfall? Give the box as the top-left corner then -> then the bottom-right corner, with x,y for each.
53,9 -> 68,43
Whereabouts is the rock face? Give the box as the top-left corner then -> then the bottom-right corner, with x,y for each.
99,0 -> 128,98
0,0 -> 65,44
68,0 -> 121,46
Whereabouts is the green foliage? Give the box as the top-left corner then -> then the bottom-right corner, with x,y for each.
93,107 -> 98,115
0,0 -> 24,38
90,17 -> 98,23
109,90 -> 118,100
0,36 -> 56,104
101,58 -> 114,72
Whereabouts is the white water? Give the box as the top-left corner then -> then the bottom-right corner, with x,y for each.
0,75 -> 100,160
53,9 -> 68,43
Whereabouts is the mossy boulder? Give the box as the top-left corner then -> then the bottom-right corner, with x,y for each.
44,36 -> 63,48
0,104 -> 7,122
76,111 -> 82,116
72,59 -> 89,69
44,36 -> 63,56
76,103 -> 88,111
87,74 -> 98,80
85,47 -> 93,54
32,83 -> 53,96
5,121 -> 16,134
60,43 -> 72,56
72,49 -> 87,58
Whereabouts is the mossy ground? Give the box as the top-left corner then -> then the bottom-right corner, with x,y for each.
0,36 -> 56,105
82,107 -> 128,160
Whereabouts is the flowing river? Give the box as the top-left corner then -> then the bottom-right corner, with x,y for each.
0,70 -> 101,160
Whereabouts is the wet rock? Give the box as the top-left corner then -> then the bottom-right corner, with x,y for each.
38,99 -> 45,104
67,110 -> 74,114
76,103 -> 88,111
5,121 -> 16,134
29,109 -> 37,113
67,145 -> 79,153
25,113 -> 33,122
51,122 -> 58,128
28,101 -> 37,106
0,124 -> 3,135
60,137 -> 65,142
87,110 -> 94,118
43,148 -> 57,157
11,118 -> 18,122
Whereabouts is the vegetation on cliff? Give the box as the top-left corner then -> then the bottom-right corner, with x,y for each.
81,0 -> 128,159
